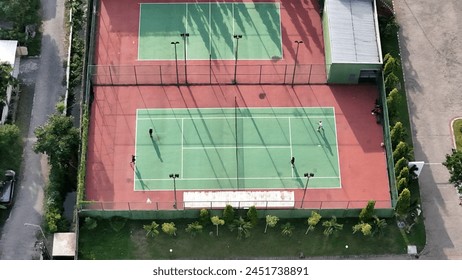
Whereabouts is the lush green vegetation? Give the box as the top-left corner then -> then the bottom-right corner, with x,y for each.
79,217 -> 407,260
0,0 -> 42,55
33,110 -> 80,232
379,5 -> 425,250
0,124 -> 22,180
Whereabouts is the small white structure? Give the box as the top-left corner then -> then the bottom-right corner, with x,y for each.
52,232 -> 77,260
0,40 -> 20,125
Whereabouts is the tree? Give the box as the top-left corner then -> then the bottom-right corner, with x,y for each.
392,141 -> 412,162
33,114 -> 80,168
394,157 -> 408,174
383,53 -> 400,76
185,221 -> 203,237
386,88 -> 400,123
385,72 -> 400,91
322,216 -> 343,237
264,215 -> 279,233
223,204 -> 235,225
372,216 -> 387,236
305,211 -> 322,234
390,121 -> 406,148
229,217 -> 253,240
246,206 -> 258,227
281,222 -> 295,237
443,150 -> 462,189
0,62 -> 17,104
199,208 -> 210,226
211,216 -> 225,237
143,221 -> 160,237
397,167 -> 410,183
0,124 -> 22,176
397,177 -> 409,193
352,222 -> 372,236
395,188 -> 411,217
359,200 -> 375,223
162,222 -> 177,237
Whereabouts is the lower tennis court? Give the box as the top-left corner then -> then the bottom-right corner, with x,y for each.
134,107 -> 340,191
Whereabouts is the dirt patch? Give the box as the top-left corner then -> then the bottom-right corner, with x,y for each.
130,226 -> 151,259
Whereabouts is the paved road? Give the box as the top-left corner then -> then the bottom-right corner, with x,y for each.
394,0 -> 462,259
0,0 -> 66,259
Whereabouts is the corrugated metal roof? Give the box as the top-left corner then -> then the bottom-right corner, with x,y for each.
0,40 -> 18,67
326,0 -> 381,63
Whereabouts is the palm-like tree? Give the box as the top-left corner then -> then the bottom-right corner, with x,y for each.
322,216 -> 343,237
143,221 -> 160,237
230,217 -> 253,240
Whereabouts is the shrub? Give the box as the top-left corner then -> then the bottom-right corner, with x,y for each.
246,206 -> 258,226
223,204 -> 235,225
199,208 -> 210,226
359,201 -> 375,222
84,217 -> 97,230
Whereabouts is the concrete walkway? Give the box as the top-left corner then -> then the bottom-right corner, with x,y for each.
0,0 -> 66,259
394,0 -> 462,259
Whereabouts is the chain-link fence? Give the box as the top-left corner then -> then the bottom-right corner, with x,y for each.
89,63 -> 327,86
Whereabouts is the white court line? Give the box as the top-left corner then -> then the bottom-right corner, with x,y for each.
209,2 -> 212,55
181,118 -> 184,176
183,146 -> 291,150
332,107 -> 342,185
137,176 -> 340,182
138,115 -> 336,121
289,117 -> 293,177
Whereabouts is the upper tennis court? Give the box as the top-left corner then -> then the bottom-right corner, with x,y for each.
138,2 -> 282,60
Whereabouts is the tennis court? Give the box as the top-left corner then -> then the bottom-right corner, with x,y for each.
138,2 -> 282,60
134,107 -> 340,191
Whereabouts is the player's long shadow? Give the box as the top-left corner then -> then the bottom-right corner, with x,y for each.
151,137 -> 164,162
319,129 -> 333,156
135,166 -> 148,190
292,166 -> 305,188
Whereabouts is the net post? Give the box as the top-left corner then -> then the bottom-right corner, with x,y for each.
209,53 -> 212,85
283,64 -> 287,84
160,65 -> 163,85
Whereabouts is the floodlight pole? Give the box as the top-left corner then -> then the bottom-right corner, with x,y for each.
233,34 -> 243,84
169,174 -> 179,209
171,42 -> 180,86
301,172 -> 314,208
180,33 -> 189,84
292,40 -> 303,88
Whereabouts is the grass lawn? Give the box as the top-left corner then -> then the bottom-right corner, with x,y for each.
452,119 -> 462,151
78,217 -> 408,259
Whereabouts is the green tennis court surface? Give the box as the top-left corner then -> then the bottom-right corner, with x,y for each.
138,2 -> 282,60
134,107 -> 340,191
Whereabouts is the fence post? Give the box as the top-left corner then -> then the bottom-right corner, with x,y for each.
259,65 -> 262,84
134,65 -> 138,85
209,54 -> 212,85
307,64 -> 312,84
109,66 -> 113,85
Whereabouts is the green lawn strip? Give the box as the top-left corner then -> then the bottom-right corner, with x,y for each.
452,119 -> 462,151
78,217 -> 407,259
